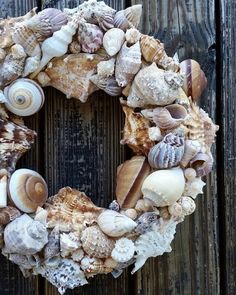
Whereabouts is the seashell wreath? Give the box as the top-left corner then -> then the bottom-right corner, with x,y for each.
0,1 -> 219,294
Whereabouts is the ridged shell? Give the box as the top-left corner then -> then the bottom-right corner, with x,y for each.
180,59 -> 207,101
44,228 -> 60,260
97,210 -> 137,237
81,256 -> 113,277
148,133 -> 185,169
178,196 -> 196,215
78,22 -> 103,53
4,78 -> 45,116
81,225 -> 115,258
183,176 -> 205,199
180,139 -> 201,167
103,28 -> 125,56
8,168 -> 48,213
125,28 -> 141,45
60,232 -> 81,257
115,156 -> 151,208
141,167 -> 185,207
90,75 -> 122,96
97,58 -> 115,78
25,8 -> 68,37
23,55 -> 41,77
0,175 -> 7,208
69,40 -> 81,54
190,152 -> 213,177
115,41 -> 142,87
0,206 -> 21,225
113,5 -> 142,31
127,63 -> 184,108
135,212 -> 160,234
111,238 -> 135,263
4,214 -> 48,255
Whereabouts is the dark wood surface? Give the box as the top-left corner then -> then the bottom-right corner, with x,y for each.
0,0 -> 232,294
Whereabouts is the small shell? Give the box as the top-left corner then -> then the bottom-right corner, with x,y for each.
104,257 -> 118,269
135,212 -> 160,234
78,22 -> 103,53
116,156 -> 151,209
184,167 -> 197,181
71,248 -> 84,262
114,5 -> 142,31
36,71 -> 51,87
190,152 -> 213,177
4,78 -> 45,116
135,198 -> 154,213
125,28 -> 141,45
81,225 -> 115,258
103,28 -> 125,56
0,206 -> 21,225
23,55 -> 41,77
60,232 -> 81,257
0,175 -> 7,208
25,8 -> 68,37
180,139 -> 201,167
111,238 -> 135,263
178,196 -> 196,215
8,253 -> 41,269
69,40 -> 81,54
183,176 -> 205,199
123,208 -> 138,220
81,256 -> 113,277
180,59 -> 207,101
0,48 -> 6,61
148,133 -> 185,169
141,167 -> 185,207
34,206 -> 48,225
168,202 -> 183,217
8,168 -> 48,213
108,200 -> 120,212
90,75 -> 122,96
44,228 -> 60,260
97,210 -> 137,237
97,58 -> 115,78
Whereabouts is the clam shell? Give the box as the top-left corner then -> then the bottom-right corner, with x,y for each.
114,5 -> 142,31
8,168 -> 48,213
0,206 -> 21,225
141,167 -> 185,207
97,209 -> 137,237
103,28 -> 125,56
78,22 -> 103,53
111,238 -> 135,263
116,156 -> 151,208
4,78 -> 45,116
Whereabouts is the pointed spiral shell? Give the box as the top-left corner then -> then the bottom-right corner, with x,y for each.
111,238 -> 135,263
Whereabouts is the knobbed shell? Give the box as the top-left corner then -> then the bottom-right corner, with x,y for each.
4,78 -> 45,116
8,168 -> 48,213
111,238 -> 135,263
25,8 -> 68,37
141,167 -> 185,207
113,4 -> 142,31
0,206 -> 21,225
4,214 -> 48,255
103,28 -> 125,56
78,22 -> 103,53
183,176 -> 205,199
116,156 -> 151,208
148,133 -> 185,169
97,210 -> 137,237
81,225 -> 115,258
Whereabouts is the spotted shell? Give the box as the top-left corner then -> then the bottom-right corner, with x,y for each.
113,5 -> 142,31
103,28 -> 125,56
111,238 -> 135,263
81,225 -> 115,258
0,206 -> 21,225
4,78 -> 45,116
8,168 -> 48,213
78,22 -> 103,53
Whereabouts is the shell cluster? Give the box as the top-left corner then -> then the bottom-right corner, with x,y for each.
0,1 -> 218,294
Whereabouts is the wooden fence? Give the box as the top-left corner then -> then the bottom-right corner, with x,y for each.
0,0 -> 235,294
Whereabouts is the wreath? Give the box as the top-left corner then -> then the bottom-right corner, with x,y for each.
0,1 -> 219,294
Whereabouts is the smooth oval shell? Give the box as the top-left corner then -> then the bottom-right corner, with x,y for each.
8,168 -> 48,213
103,28 -> 125,56
141,167 -> 185,207
4,78 -> 45,116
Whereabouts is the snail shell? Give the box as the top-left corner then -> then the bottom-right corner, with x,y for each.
111,238 -> 135,263
8,168 -> 48,213
178,196 -> 196,216
113,5 -> 142,31
180,139 -> 201,167
4,78 -> 45,116
190,152 -> 213,177
78,22 -> 103,54
103,28 -> 125,56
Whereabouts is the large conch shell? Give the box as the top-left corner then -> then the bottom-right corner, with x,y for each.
141,167 -> 185,207
115,156 -> 151,208
4,214 -> 48,255
8,168 -> 48,213
103,28 -> 125,56
4,78 -> 45,116
97,209 -> 137,237
111,237 -> 135,263
127,63 -> 184,108
113,5 -> 142,31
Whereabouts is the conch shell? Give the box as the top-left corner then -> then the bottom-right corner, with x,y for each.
111,237 -> 135,263
113,5 -> 142,31
103,28 -> 125,56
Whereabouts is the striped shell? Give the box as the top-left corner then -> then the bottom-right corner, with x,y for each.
113,5 -> 142,31
0,206 -> 21,225
78,22 -> 103,53
90,75 -> 122,96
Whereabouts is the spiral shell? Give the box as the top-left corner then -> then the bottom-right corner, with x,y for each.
97,210 -> 137,237
168,202 -> 183,218
125,28 -> 141,45
0,206 -> 21,225
78,22 -> 103,53
90,75 -> 122,96
114,5 -> 142,31
148,133 -> 185,169
69,41 -> 81,54
8,168 -> 48,213
4,78 -> 45,116
190,152 -> 213,177
111,238 -> 135,263
81,225 -> 115,258
180,139 -> 201,167
103,28 -> 125,56
178,196 -> 196,216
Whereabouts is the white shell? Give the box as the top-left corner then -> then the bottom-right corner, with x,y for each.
168,202 -> 183,217
178,196 -> 196,215
97,209 -> 137,237
184,168 -> 197,181
0,90 -> 7,103
4,78 -> 45,116
111,237 -> 135,263
34,207 -> 48,225
97,58 -> 115,78
141,167 -> 185,207
125,28 -> 141,45
103,28 -> 125,56
23,55 -> 40,77
0,175 -> 7,208
71,248 -> 84,262
148,126 -> 163,142
183,176 -> 205,199
60,232 -> 81,257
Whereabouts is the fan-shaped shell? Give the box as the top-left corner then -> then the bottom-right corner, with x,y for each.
115,41 -> 142,87
114,5 -> 142,31
78,22 -> 103,53
116,156 -> 151,209
141,167 -> 185,207
81,225 -> 115,258
103,28 -> 125,56
148,133 -> 185,169
0,206 -> 21,225
4,78 -> 45,116
8,168 -> 48,213
111,238 -> 135,263
97,210 -> 137,237
4,214 -> 48,255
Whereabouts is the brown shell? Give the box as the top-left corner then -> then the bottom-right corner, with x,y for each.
116,156 -> 151,209
0,206 -> 21,225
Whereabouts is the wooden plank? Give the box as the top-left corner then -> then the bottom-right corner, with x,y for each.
219,1 -> 236,294
0,1 -> 40,294
131,1 -> 220,294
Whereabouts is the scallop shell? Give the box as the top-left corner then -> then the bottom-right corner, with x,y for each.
4,214 -> 48,255
114,5 -> 142,31
148,133 -> 185,169
141,167 -> 185,207
0,175 -> 7,208
97,58 -> 115,78
135,212 -> 160,234
125,28 -> 141,45
178,196 -> 196,215
8,168 -> 48,213
111,238 -> 135,263
44,228 -> 60,260
0,206 -> 21,225
103,28 -> 125,56
115,41 -> 142,87
127,63 -> 184,108
81,256 -> 113,277
180,139 -> 201,167
81,225 -> 115,258
25,8 -> 68,37
115,156 -> 151,209
180,59 -> 207,101
78,22 -> 103,53
190,152 -> 213,177
60,232 -> 81,257
183,176 -> 205,199
4,78 -> 45,116
97,209 -> 137,237
90,75 -> 122,96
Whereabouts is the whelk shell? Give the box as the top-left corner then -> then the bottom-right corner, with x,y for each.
111,238 -> 135,263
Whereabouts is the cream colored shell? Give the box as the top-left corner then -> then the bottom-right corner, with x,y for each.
103,28 -> 125,56
111,237 -> 135,263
